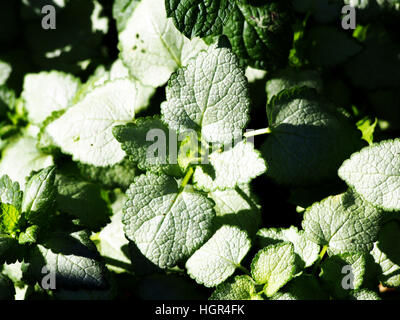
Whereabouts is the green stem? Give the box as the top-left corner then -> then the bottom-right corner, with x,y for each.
179,167 -> 194,191
312,245 -> 328,276
237,264 -> 251,276
319,245 -> 328,260
243,127 -> 271,138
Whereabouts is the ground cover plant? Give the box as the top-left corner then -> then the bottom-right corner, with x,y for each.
0,0 -> 399,300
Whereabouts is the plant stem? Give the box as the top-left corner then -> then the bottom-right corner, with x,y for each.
243,127 -> 271,138
312,244 -> 328,276
319,245 -> 328,260
237,264 -> 251,276
180,166 -> 194,190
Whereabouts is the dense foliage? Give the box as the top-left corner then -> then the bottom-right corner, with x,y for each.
0,0 -> 399,300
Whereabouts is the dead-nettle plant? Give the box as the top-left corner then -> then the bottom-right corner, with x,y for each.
0,0 -> 398,301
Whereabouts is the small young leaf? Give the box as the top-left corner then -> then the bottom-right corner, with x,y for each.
257,226 -> 320,270
251,243 -> 296,297
186,225 -> 251,287
356,117 -> 377,145
113,117 -> 181,176
22,166 -> 56,226
193,141 -> 266,192
18,225 -> 39,245
0,175 -> 23,210
0,203 -> 21,236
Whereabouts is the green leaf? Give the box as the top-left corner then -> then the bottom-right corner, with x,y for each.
251,243 -> 296,297
193,141 -> 266,192
77,158 -> 137,190
36,110 -> 65,155
118,0 -> 207,87
0,85 -> 16,117
113,117 -> 181,176
165,0 -> 234,38
304,26 -> 361,67
22,166 -> 56,226
0,203 -> 21,236
0,135 -> 54,189
25,230 -> 108,290
18,225 -> 39,245
371,221 -> 400,288
210,275 -> 261,300
21,71 -> 80,124
320,252 -> 367,299
292,0 -> 342,22
0,274 -> 15,300
55,172 -> 110,232
0,233 -> 22,264
0,175 -> 23,210
45,79 -> 140,167
345,27 -> 400,90
271,274 -> 329,300
356,117 -> 377,145
209,185 -> 261,237
257,226 -> 320,270
93,193 -> 131,273
338,139 -> 400,211
186,225 -> 251,287
245,66 -> 267,83
302,190 -> 382,254
265,67 -> 322,103
72,60 -> 155,114
0,60 -> 11,86
262,87 -> 363,186
123,172 -> 215,268
223,1 -> 293,70
350,289 -> 381,300
112,0 -> 140,32
161,45 -> 250,146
